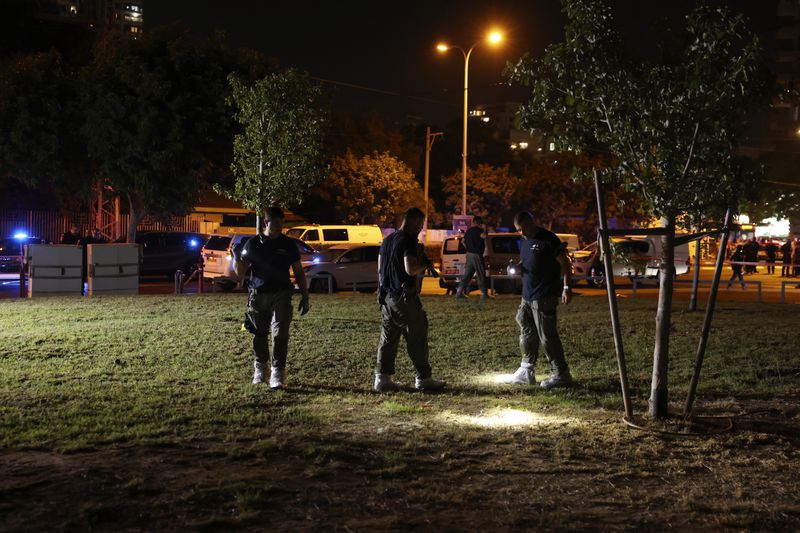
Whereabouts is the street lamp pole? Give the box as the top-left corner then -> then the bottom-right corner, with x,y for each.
438,31 -> 503,217
461,46 -> 473,216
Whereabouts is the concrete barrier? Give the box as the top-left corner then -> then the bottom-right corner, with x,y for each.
25,244 -> 83,296
87,244 -> 139,295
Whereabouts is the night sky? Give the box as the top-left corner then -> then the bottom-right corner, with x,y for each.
148,1 -> 779,126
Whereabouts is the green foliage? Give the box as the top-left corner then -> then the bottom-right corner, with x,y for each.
507,0 -> 772,221
321,151 -> 423,225
442,164 -> 517,227
0,51 -> 89,196
83,30 -> 234,240
220,70 -> 328,215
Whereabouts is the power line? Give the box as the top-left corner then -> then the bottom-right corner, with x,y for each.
309,76 -> 458,108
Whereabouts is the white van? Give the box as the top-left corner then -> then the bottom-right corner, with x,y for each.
285,225 -> 383,249
572,235 -> 690,287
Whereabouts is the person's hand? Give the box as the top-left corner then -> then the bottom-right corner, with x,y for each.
562,286 -> 572,305
298,296 -> 310,316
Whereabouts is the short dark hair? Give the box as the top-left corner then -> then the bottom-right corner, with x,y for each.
514,211 -> 533,226
404,207 -> 425,223
473,215 -> 483,225
265,206 -> 285,220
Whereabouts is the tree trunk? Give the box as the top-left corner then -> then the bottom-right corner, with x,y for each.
650,215 -> 676,419
126,194 -> 142,244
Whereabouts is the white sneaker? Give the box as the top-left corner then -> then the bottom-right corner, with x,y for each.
252,362 -> 266,384
374,374 -> 402,392
269,367 -> 285,389
415,376 -> 446,391
505,363 -> 536,385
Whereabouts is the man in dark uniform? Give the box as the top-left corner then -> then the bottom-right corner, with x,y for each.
60,224 -> 81,245
505,211 -> 574,389
374,207 -> 446,392
455,215 -> 489,300
234,206 -> 309,389
781,238 -> 792,277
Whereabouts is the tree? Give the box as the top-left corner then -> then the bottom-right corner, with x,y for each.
218,70 -> 327,231
442,164 -> 517,227
84,30 -> 234,242
320,151 -> 424,226
508,0 -> 770,418
0,51 -> 90,200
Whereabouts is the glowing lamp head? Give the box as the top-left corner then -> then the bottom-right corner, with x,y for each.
488,31 -> 503,45
436,43 -> 449,53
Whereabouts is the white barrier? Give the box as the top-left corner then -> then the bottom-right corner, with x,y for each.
25,244 -> 83,296
87,244 -> 139,295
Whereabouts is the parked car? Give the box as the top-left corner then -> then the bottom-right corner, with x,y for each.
135,231 -> 208,278
201,233 -> 317,291
285,224 -> 383,249
572,235 -> 691,287
303,244 -> 381,293
0,236 -> 47,272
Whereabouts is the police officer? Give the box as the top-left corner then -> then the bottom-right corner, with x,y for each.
234,206 -> 309,389
455,215 -> 489,300
374,207 -> 446,392
505,211 -> 574,389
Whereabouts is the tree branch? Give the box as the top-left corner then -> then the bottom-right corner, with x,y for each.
681,122 -> 700,180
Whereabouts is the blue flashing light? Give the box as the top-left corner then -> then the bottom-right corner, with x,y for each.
312,256 -> 321,264
13,231 -> 28,240
189,238 -> 199,248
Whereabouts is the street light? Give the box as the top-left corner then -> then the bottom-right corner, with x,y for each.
437,30 -> 504,215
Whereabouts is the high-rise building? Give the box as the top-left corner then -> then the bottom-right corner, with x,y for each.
31,0 -> 144,38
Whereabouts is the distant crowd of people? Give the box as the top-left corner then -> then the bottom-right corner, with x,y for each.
59,225 -> 106,246
726,236 -> 800,280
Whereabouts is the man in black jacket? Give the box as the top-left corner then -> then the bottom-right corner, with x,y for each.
455,216 -> 489,300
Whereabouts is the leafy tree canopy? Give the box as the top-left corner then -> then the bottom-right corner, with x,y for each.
321,151 -> 423,226
507,0 -> 772,224
219,70 -> 328,218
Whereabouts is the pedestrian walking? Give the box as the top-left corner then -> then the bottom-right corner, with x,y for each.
455,215 -> 489,300
726,245 -> 746,289
781,239 -> 792,277
234,206 -> 310,389
505,211 -> 574,389
374,207 -> 446,392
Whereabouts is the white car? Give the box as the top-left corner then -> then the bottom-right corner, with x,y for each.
572,235 -> 690,287
303,244 -> 381,293
201,233 -> 317,291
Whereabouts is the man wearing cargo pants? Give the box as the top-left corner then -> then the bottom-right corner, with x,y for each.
374,207 -> 446,392
505,211 -> 574,389
235,206 -> 309,389
455,216 -> 489,300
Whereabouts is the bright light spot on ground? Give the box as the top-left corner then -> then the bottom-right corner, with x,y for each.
438,408 -> 575,429
471,372 -> 518,385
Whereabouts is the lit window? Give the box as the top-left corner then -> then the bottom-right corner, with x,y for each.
510,143 -> 518,150
481,117 -> 490,123
130,26 -> 139,33
518,142 -> 528,149
549,142 -> 556,151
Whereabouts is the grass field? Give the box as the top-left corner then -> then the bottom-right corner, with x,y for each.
1,293 -> 799,531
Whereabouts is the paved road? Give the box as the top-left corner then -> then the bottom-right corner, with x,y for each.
3,264 -> 800,304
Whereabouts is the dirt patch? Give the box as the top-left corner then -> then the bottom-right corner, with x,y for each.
2,400 -> 799,532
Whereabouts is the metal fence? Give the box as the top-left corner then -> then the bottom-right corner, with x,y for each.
0,209 -> 205,242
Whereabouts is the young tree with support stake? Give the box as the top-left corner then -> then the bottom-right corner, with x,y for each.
218,71 -> 327,231
507,0 -> 770,419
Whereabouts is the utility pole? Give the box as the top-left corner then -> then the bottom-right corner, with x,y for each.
424,127 -> 443,244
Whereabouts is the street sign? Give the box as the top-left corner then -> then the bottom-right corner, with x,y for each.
452,215 -> 473,234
